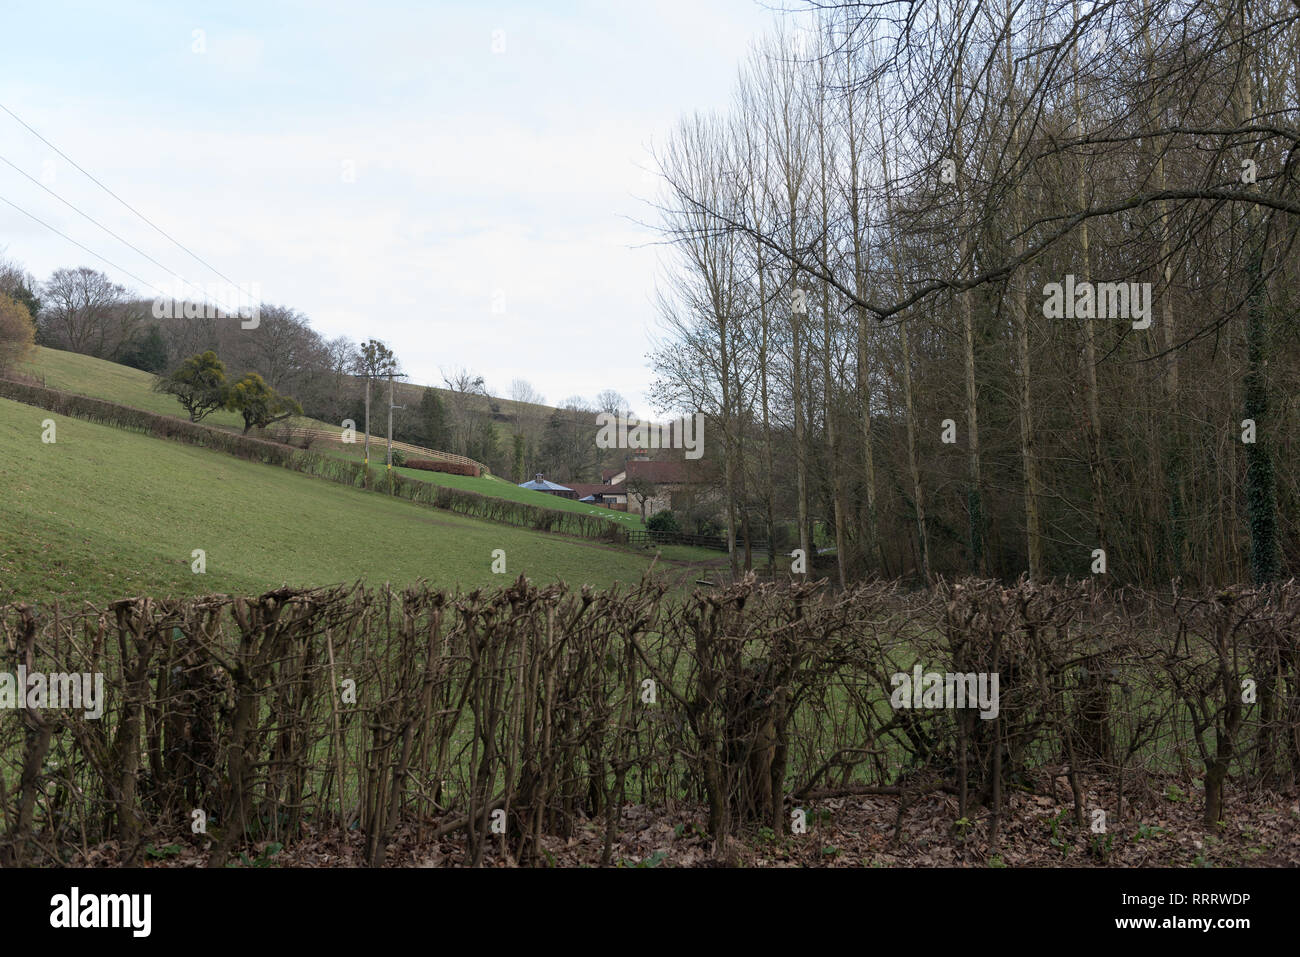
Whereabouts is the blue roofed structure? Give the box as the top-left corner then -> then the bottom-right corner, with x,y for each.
518,473 -> 578,499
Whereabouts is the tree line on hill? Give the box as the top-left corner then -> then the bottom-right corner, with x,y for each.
0,251 -> 662,487
650,0 -> 1300,587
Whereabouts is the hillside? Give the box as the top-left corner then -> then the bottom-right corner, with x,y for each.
17,346 -> 644,528
389,465 -> 647,529
21,345 -> 258,431
0,395 -> 708,607
21,345 -> 563,444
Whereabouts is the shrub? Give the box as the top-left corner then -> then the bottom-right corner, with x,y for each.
9,577 -> 1290,863
647,510 -> 680,534
0,293 -> 35,375
695,518 -> 724,538
405,458 -> 478,477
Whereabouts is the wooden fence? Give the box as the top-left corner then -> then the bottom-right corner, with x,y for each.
275,425 -> 489,475
625,529 -> 770,552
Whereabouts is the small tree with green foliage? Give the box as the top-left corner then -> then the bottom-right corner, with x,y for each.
227,371 -> 304,434
355,339 -> 397,379
155,350 -> 228,422
511,433 -> 526,483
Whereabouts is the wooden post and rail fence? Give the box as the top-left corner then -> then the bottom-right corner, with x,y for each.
274,426 -> 490,476
623,529 -> 770,553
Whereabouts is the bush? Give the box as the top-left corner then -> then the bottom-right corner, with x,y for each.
154,350 -> 228,422
405,457 -> 478,477
695,517 -> 724,538
0,293 -> 35,375
647,511 -> 680,534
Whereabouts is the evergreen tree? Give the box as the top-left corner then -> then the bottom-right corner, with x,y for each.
512,433 -> 526,483
469,417 -> 501,472
418,388 -> 449,449
121,324 -> 168,373
154,351 -> 228,422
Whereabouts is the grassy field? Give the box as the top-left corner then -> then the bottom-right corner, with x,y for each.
0,396 -> 720,607
392,465 -> 646,529
20,346 -> 255,430
20,347 -> 646,529
310,441 -> 647,528
22,346 -> 549,444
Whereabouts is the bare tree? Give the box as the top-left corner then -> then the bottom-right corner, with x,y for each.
40,267 -> 135,358
652,109 -> 750,576
442,366 -> 488,455
242,304 -> 321,392
594,389 -> 631,418
649,0 -> 1300,585
510,378 -> 545,408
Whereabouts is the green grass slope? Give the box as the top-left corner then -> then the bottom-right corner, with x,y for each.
21,346 -> 252,430
389,465 -> 645,529
21,347 -> 645,529
0,396 -> 708,607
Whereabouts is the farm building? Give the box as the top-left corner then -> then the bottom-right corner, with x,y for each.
606,451 -> 719,518
518,474 -> 578,500
567,482 -> 628,509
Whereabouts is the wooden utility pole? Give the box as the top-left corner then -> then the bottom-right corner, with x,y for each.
386,370 -> 408,490
354,339 -> 398,493
363,374 -> 372,490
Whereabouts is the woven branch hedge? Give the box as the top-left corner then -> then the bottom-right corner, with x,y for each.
1,576 -> 1296,866
0,378 -> 621,543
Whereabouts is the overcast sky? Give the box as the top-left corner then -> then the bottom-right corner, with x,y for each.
0,0 -> 786,415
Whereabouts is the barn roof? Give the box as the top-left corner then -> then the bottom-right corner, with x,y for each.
518,475 -> 573,492
568,482 -> 626,498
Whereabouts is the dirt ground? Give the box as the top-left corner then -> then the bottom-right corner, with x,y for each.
67,771 -> 1300,868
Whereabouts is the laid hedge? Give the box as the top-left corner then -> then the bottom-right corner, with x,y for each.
0,378 -> 623,544
405,457 -> 480,477
384,470 -> 622,541
0,378 -> 316,465
7,577 -> 1298,865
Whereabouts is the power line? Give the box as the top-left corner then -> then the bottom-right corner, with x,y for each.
0,152 -> 241,315
0,190 -> 174,300
0,99 -> 242,290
